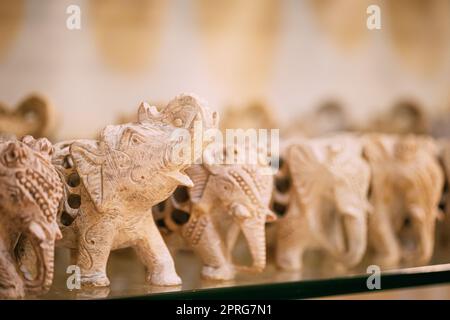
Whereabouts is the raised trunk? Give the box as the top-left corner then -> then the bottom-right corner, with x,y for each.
22,223 -> 55,296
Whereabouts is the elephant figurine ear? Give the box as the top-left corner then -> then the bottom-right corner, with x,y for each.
163,94 -> 218,130
137,101 -> 160,123
21,135 -> 54,161
17,94 -> 56,138
362,134 -> 392,163
287,142 -> 332,209
418,136 -> 440,158
69,142 -> 106,211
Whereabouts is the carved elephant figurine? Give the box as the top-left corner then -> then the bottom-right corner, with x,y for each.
366,101 -> 429,135
0,136 -> 63,299
153,149 -> 276,280
435,139 -> 450,260
363,134 -> 443,268
52,94 -> 218,287
0,95 -> 57,139
274,135 -> 371,271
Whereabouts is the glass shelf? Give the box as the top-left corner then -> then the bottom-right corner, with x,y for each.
41,245 -> 450,300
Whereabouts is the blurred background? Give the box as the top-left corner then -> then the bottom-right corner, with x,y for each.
0,0 -> 449,140
1,0 -> 450,299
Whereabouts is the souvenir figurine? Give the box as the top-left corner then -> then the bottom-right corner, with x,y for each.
367,101 -> 429,135
153,145 -> 276,280
0,95 -> 57,139
275,134 -> 371,271
52,94 -> 218,287
363,134 -> 443,267
0,136 -> 63,299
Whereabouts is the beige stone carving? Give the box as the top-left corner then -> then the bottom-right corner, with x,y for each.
363,134 -> 443,267
0,136 -> 63,299
0,95 -> 56,139
115,102 -> 165,125
52,94 -> 218,287
275,135 -> 371,271
153,146 -> 275,280
430,98 -> 450,138
435,139 -> 450,261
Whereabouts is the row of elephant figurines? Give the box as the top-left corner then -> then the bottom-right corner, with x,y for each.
0,93 -> 231,299
155,132 -> 449,278
0,94 -> 449,299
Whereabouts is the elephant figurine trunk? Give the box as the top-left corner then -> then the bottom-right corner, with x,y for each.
0,136 -> 63,299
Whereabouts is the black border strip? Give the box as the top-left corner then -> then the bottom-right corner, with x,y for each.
121,267 -> 450,300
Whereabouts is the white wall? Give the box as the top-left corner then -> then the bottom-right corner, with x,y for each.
0,0 -> 449,140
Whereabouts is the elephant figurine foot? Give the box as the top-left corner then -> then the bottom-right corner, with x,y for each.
0,288 -> 24,300
201,264 -> 235,281
80,272 -> 110,288
275,252 -> 303,272
146,269 -> 182,286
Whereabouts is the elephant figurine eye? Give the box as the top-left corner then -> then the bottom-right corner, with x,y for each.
128,132 -> 145,146
217,178 -> 234,192
119,128 -> 146,149
7,187 -> 21,203
173,118 -> 183,127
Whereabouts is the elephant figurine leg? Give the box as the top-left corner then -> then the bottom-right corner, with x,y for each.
75,218 -> 116,287
133,214 -> 181,286
0,240 -> 25,299
369,210 -> 401,268
276,213 -> 304,271
69,249 -> 78,265
276,236 -> 304,271
181,213 -> 234,281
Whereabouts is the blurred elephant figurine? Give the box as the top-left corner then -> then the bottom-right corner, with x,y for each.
363,134 -> 443,268
0,136 -> 63,299
435,139 -> 450,260
153,146 -> 275,280
274,134 -> 371,271
0,95 -> 57,139
52,94 -> 218,287
366,101 -> 429,135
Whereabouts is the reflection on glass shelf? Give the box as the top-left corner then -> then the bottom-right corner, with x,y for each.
40,239 -> 450,299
